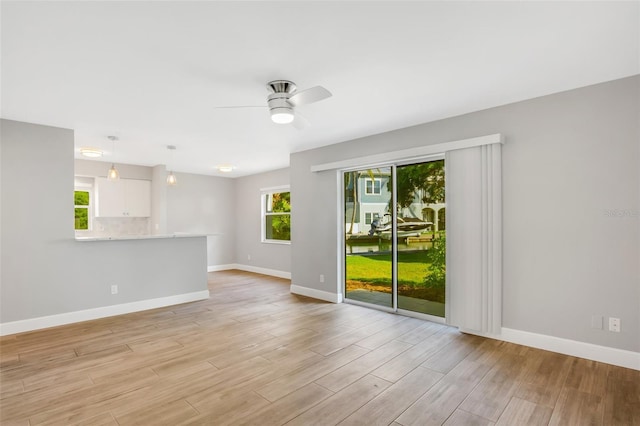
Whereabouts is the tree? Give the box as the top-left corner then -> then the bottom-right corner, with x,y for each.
74,191 -> 89,205
271,192 -> 290,212
268,192 -> 291,240
74,190 -> 90,230
345,171 -> 359,234
394,160 -> 445,208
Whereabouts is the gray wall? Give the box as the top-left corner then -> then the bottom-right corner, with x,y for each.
1,120 -> 208,324
235,168 -> 291,274
290,76 -> 640,352
166,172 -> 236,267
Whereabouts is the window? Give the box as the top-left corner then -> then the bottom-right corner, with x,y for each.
74,190 -> 90,230
365,178 -> 381,195
262,189 -> 291,243
365,212 -> 380,225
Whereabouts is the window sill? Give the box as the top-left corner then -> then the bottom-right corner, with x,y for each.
261,239 -> 291,245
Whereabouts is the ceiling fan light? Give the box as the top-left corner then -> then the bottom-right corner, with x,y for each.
80,147 -> 103,158
270,108 -> 294,124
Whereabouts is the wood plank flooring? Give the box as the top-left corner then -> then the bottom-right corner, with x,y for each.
1,270 -> 638,425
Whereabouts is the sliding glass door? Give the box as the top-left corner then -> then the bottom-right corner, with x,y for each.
343,159 -> 446,319
396,161 -> 446,317
344,167 -> 393,309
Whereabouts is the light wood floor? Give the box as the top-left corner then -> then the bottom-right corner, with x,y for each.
1,271 -> 638,425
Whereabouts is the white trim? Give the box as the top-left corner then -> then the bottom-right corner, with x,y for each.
261,239 -> 291,245
337,170 -> 346,300
501,328 -> 640,371
238,264 -> 291,279
74,185 -> 94,232
460,327 -> 639,371
364,212 -> 381,225
261,188 -> 291,243
396,153 -> 445,167
291,284 -> 343,303
364,177 -> 382,195
391,165 -> 398,312
311,133 -> 503,172
208,264 -> 238,272
260,184 -> 290,193
208,263 -> 291,279
0,290 -> 210,336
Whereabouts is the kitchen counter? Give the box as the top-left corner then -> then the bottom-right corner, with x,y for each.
75,234 -> 209,242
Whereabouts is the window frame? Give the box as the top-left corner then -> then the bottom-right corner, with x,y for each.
261,185 -> 291,245
364,212 -> 380,225
74,184 -> 93,232
364,178 -> 382,195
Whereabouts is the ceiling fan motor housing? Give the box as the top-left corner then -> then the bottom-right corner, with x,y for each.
267,80 -> 296,123
267,80 -> 297,94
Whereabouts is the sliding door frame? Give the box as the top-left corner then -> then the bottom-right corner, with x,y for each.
339,164 -> 396,314
340,154 -> 446,323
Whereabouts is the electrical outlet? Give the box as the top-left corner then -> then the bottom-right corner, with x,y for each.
609,317 -> 620,333
319,274 -> 325,283
111,285 -> 118,295
247,254 -> 251,261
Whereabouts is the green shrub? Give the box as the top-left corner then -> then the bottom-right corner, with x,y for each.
424,235 -> 446,288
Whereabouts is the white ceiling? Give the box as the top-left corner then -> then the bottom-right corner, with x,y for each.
2,1 -> 638,178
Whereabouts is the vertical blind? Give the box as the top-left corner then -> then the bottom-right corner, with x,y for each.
446,143 -> 503,335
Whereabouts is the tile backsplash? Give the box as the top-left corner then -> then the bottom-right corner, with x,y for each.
79,217 -> 151,237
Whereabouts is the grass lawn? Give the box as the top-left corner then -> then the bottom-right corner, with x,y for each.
346,251 -> 430,286
346,250 -> 445,303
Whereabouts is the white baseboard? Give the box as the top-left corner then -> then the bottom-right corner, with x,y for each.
208,265 -> 340,303
0,290 -> 210,336
290,284 -> 343,303
209,263 -> 291,280
499,327 -> 640,371
208,264 -> 238,272
211,267 -> 339,303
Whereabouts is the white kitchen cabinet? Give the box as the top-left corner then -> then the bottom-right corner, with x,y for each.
95,178 -> 151,217
123,179 -> 151,217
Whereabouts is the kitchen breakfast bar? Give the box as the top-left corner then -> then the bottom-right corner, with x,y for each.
0,234 -> 210,335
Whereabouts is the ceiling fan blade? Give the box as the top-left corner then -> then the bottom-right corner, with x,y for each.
288,86 -> 332,106
213,105 -> 266,109
291,112 -> 310,130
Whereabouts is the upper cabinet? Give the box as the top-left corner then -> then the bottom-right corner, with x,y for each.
95,178 -> 151,217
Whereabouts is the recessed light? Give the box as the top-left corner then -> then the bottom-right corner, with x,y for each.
217,165 -> 235,173
80,147 -> 103,158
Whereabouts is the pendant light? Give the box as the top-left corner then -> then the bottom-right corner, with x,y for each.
107,136 -> 120,180
166,145 -> 177,186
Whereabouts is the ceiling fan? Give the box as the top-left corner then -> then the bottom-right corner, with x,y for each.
216,80 -> 332,127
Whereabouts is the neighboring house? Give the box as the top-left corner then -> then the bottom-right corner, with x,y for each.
345,172 -> 390,234
345,172 -> 445,234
